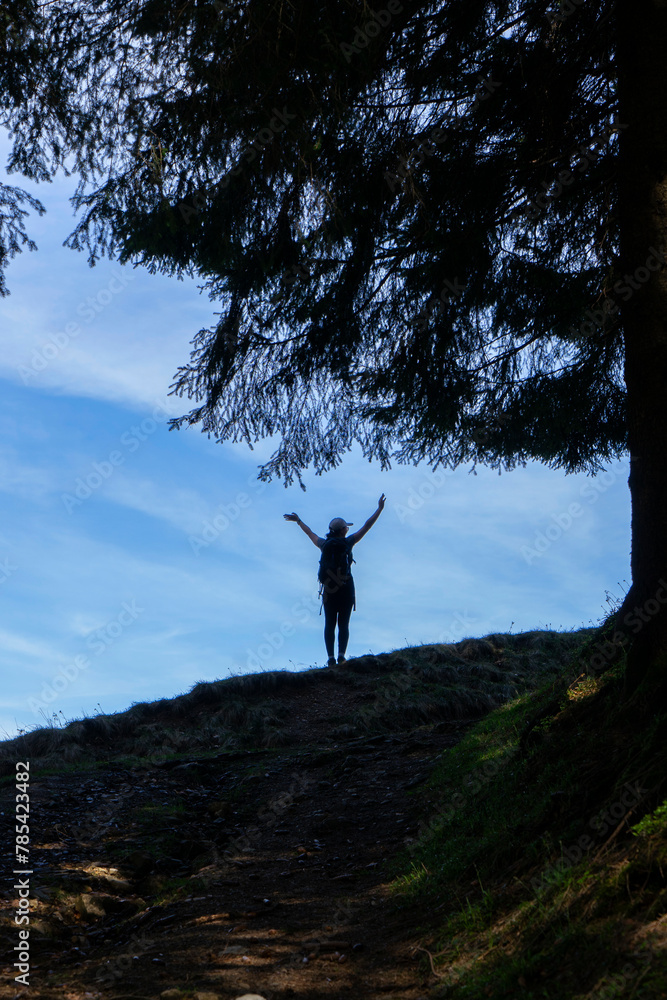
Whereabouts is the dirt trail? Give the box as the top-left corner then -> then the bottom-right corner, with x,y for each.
0,681 -> 472,1000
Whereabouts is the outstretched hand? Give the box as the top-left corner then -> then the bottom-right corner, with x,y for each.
378,493 -> 386,510
283,512 -> 299,522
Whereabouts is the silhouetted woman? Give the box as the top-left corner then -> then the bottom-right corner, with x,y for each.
284,495 -> 386,667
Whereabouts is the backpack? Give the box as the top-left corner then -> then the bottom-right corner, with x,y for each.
318,536 -> 355,593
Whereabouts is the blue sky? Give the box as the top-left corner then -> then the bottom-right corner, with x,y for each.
0,146 -> 632,738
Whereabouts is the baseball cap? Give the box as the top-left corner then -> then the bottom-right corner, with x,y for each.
329,517 -> 353,531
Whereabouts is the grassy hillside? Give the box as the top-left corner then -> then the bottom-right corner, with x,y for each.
0,627 -> 590,775
391,635 -> 667,998
1,624 -> 665,999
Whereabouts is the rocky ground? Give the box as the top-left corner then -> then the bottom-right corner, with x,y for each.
0,632 -> 589,999
0,696 -> 472,998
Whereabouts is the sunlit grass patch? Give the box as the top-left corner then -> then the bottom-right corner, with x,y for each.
566,674 -> 600,700
632,798 -> 667,839
390,629 -> 667,1000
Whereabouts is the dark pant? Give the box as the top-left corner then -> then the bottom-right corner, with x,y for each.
323,581 -> 355,658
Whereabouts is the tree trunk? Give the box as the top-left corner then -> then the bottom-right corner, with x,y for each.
617,0 -> 667,696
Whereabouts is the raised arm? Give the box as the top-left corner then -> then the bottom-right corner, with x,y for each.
348,494 -> 386,544
283,512 -> 323,547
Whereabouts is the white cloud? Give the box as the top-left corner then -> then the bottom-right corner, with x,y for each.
0,149 -> 212,415
0,628 -> 65,666
103,474 -> 211,535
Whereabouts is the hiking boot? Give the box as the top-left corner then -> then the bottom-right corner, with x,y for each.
327,656 -> 336,668
337,655 -> 346,665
